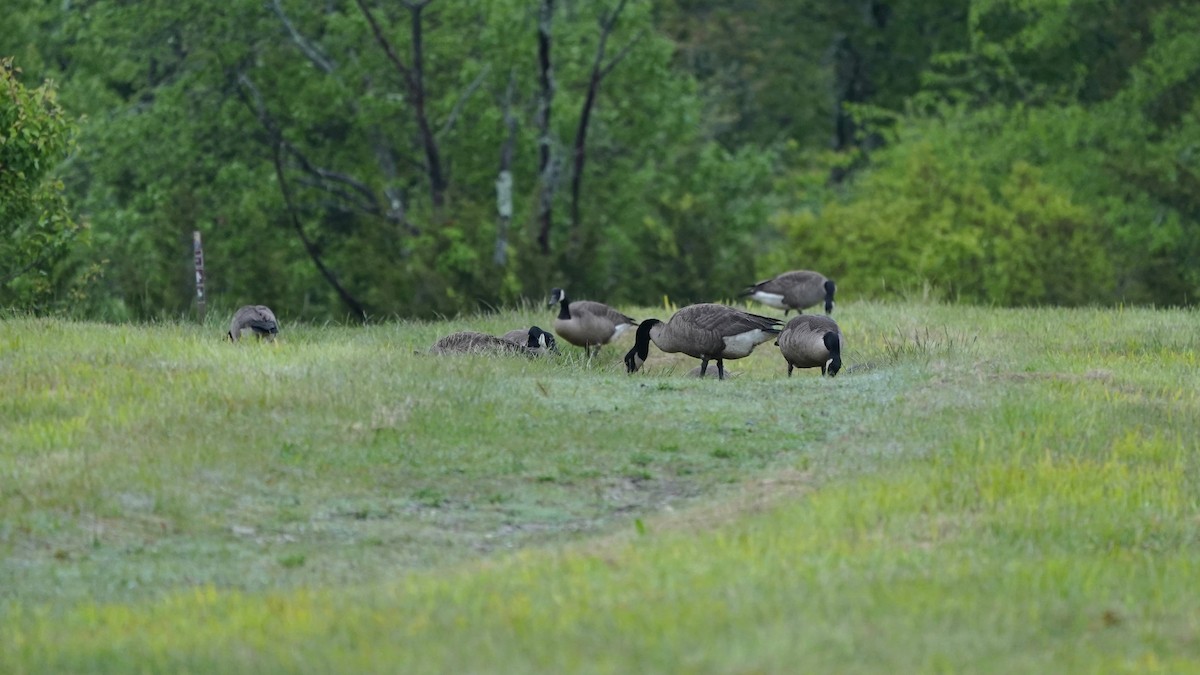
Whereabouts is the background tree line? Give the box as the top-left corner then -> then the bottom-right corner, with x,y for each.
2,0 -> 1197,319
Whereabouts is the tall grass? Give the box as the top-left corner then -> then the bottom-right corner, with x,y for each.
1,301 -> 1198,672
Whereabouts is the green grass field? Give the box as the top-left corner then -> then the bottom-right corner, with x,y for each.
2,300 -> 1198,673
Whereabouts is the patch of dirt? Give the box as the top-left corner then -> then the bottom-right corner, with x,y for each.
989,368 -> 1115,383
568,467 -> 818,556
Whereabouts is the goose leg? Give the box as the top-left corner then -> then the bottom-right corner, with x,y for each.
717,359 -> 726,380
821,363 -> 827,376
699,357 -> 710,378
788,363 -> 794,377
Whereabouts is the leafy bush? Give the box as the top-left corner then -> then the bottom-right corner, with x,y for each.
0,57 -> 83,309
770,132 -> 1113,305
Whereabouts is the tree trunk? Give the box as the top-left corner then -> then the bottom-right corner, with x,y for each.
272,141 -> 369,321
406,1 -> 447,210
570,0 -> 634,242
535,0 -> 556,255
355,0 -> 447,212
495,71 -> 518,266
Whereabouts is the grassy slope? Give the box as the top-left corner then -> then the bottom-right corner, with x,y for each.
1,301 -> 1198,672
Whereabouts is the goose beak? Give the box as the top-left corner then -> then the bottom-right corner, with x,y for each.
623,348 -> 643,374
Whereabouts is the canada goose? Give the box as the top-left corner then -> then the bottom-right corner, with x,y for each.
547,288 -> 637,357
429,330 -> 547,356
228,305 -> 279,342
741,270 -> 836,315
776,314 -> 843,377
500,326 -> 559,355
623,303 -> 782,380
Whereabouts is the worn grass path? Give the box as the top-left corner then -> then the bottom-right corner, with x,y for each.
1,301 -> 1198,672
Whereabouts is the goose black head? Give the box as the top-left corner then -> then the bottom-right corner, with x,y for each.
824,279 -> 836,314
624,319 -> 661,374
547,288 -> 566,307
823,331 -> 842,377
527,325 -> 559,354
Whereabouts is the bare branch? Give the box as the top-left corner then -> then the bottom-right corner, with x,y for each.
272,140 -> 369,321
355,0 -> 447,209
369,126 -> 420,234
569,0 -> 632,233
293,176 -> 379,216
282,146 -> 381,209
599,29 -> 646,80
438,64 -> 491,139
0,254 -> 50,288
235,72 -> 390,222
354,0 -> 414,88
236,71 -> 278,135
270,0 -> 336,74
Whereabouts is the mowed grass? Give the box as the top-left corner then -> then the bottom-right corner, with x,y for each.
1,301 -> 1198,672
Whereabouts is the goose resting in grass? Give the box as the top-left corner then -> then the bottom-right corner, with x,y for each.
741,270 -> 836,315
776,314 -> 843,377
623,303 -> 782,380
688,365 -> 737,379
228,305 -> 279,342
500,326 -> 559,356
547,288 -> 637,357
430,330 -> 550,356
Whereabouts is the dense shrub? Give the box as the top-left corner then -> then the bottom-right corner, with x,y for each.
769,136 -> 1113,305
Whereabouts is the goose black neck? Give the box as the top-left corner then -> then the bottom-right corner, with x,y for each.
624,319 -> 659,372
822,331 -> 841,357
823,331 -> 843,376
824,279 -> 836,314
556,298 -> 571,320
633,319 -> 662,353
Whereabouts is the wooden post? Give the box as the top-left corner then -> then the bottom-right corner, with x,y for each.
193,230 -> 206,323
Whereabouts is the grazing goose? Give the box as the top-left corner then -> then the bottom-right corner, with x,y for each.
741,270 -> 836,315
228,305 -> 279,342
776,314 -> 843,377
547,288 -> 637,357
500,326 -> 559,355
429,330 -> 547,356
623,303 -> 782,380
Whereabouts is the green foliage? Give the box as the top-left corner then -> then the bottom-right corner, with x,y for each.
773,129 -> 1112,305
655,0 -> 970,149
4,0 -> 1199,314
618,142 -> 777,304
0,57 -> 82,308
2,0 -> 785,318
774,0 -> 1200,307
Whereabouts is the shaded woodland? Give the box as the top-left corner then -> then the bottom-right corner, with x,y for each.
3,0 -> 1198,319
